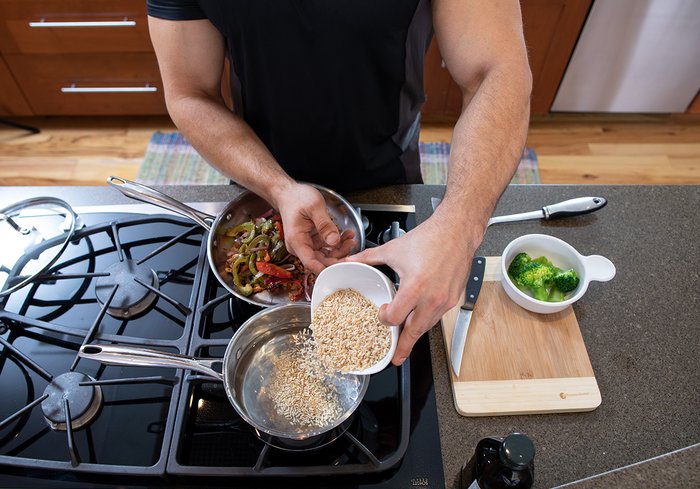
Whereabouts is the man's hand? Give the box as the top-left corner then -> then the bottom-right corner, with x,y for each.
346,210 -> 482,366
274,183 -> 357,275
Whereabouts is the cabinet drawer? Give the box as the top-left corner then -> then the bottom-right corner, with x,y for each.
4,53 -> 167,115
0,0 -> 152,54
0,55 -> 33,115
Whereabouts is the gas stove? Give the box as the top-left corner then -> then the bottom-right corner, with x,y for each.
0,200 -> 444,488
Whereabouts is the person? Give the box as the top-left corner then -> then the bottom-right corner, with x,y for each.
146,0 -> 532,366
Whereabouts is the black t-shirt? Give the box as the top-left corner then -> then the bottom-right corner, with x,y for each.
147,0 -> 433,192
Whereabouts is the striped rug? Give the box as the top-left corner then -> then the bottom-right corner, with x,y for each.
136,132 -> 540,185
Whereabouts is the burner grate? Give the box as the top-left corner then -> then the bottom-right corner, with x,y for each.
0,214 -> 206,475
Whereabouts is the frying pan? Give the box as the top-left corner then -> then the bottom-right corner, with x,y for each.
107,177 -> 365,307
78,302 -> 369,447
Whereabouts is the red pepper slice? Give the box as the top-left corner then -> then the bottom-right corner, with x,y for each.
256,261 -> 293,279
274,221 -> 284,241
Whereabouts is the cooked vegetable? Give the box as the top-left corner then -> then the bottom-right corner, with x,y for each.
513,261 -> 555,301
223,211 -> 313,301
508,252 -> 580,303
256,261 -> 294,279
507,252 -> 531,278
552,268 -> 580,293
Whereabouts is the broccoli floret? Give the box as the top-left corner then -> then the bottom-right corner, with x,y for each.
547,286 -> 565,302
533,255 -> 557,270
508,252 -> 531,277
552,268 -> 580,293
513,262 -> 555,301
508,252 -> 580,302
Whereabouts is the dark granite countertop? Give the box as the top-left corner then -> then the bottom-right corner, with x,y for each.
1,184 -> 698,488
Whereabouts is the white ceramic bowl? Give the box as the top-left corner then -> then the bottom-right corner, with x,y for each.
311,262 -> 398,375
501,234 -> 616,314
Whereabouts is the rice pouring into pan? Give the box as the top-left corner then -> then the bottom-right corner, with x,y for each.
79,303 -> 369,446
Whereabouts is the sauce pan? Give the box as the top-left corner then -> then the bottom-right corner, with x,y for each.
79,303 -> 369,448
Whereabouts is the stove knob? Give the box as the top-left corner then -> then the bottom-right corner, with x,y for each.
355,207 -> 371,233
380,221 -> 406,244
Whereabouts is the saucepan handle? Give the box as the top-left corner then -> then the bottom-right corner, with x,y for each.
107,176 -> 214,231
79,344 -> 224,381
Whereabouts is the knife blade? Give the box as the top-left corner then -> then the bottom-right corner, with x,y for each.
451,256 -> 486,377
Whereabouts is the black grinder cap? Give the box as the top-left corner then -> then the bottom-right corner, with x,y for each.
499,433 -> 535,469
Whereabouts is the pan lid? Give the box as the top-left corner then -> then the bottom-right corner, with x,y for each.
0,197 -> 80,298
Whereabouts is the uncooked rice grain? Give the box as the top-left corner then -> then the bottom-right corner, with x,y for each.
267,329 -> 344,427
311,288 -> 391,373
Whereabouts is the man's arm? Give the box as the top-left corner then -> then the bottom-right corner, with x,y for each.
148,18 -> 293,206
433,0 -> 532,230
349,0 -> 532,365
148,17 -> 348,273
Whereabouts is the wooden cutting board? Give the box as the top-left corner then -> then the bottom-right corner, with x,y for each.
441,256 -> 601,416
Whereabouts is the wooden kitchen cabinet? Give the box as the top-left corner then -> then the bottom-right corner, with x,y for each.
0,0 -> 166,116
0,0 -> 153,54
422,0 -> 593,118
4,54 -> 165,116
1,0 -> 593,117
0,55 -> 32,116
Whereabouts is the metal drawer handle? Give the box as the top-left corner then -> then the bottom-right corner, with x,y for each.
29,18 -> 136,28
61,84 -> 158,93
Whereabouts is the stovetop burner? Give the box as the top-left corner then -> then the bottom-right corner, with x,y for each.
94,259 -> 159,318
0,202 -> 445,488
41,372 -> 102,431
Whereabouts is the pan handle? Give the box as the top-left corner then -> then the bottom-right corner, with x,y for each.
107,176 -> 214,231
79,344 -> 224,381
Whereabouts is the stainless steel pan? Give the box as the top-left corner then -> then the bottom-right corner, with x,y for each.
79,303 -> 369,447
107,177 -> 365,307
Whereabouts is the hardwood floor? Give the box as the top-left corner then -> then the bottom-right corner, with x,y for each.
0,116 -> 174,186
0,114 -> 699,186
422,113 -> 700,185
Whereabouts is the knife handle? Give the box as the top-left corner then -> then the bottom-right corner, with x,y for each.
542,197 -> 607,220
462,256 -> 486,310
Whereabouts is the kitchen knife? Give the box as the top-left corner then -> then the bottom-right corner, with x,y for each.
451,255 -> 486,377
429,196 -> 607,227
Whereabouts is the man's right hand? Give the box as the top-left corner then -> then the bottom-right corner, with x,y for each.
273,183 -> 357,275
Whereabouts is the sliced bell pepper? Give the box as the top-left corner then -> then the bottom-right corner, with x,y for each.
274,221 -> 284,241
248,254 -> 258,276
225,221 -> 256,244
248,234 -> 270,250
256,261 -> 293,279
259,219 -> 273,234
231,255 -> 253,296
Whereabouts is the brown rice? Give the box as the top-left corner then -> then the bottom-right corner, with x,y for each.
267,329 -> 344,427
311,288 -> 392,373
